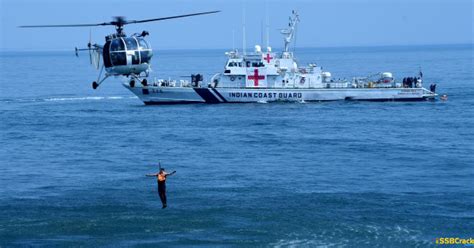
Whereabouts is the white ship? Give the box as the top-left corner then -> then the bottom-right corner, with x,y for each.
124,11 -> 437,104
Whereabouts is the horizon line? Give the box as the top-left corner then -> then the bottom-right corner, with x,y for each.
0,42 -> 472,53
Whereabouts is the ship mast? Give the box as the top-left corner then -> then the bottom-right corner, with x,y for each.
265,0 -> 270,48
280,10 -> 300,53
242,4 -> 247,55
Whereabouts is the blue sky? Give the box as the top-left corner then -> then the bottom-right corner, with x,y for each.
0,0 -> 472,51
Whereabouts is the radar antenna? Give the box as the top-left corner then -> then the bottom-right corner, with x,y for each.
280,10 -> 300,53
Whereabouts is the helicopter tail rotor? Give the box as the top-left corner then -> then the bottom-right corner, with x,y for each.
87,30 -> 101,70
74,30 -> 102,73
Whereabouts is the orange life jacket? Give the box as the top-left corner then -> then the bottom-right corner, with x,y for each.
158,173 -> 166,182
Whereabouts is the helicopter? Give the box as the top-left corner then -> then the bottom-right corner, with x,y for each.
19,11 -> 220,89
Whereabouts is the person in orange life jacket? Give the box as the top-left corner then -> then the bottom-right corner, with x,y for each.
146,168 -> 176,209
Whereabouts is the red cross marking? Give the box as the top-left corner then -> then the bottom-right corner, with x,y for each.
248,69 -> 265,87
264,53 -> 273,63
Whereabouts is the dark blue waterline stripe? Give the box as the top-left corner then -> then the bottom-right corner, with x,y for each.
210,88 -> 228,103
193,88 -> 221,103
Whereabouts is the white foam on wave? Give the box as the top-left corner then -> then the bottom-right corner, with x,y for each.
271,223 -> 431,247
273,237 -> 340,248
44,96 -> 105,101
107,96 -> 124,100
42,96 -> 137,102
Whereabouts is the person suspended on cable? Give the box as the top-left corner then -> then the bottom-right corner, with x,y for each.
146,167 -> 176,209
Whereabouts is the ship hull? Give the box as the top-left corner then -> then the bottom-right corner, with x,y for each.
211,87 -> 435,103
124,84 -> 436,104
124,84 -> 205,104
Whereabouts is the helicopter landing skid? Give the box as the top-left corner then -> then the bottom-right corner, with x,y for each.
92,65 -> 109,89
129,74 -> 149,87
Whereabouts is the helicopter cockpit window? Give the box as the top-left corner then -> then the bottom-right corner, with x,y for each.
110,52 -> 127,66
110,39 -> 125,51
124,38 -> 138,50
109,38 -> 127,66
137,38 -> 149,50
140,50 -> 152,64
103,41 -> 112,67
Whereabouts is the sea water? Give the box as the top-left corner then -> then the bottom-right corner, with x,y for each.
0,45 -> 473,246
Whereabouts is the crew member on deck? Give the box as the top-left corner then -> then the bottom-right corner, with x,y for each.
414,76 -> 420,88
407,77 -> 413,88
147,168 -> 176,209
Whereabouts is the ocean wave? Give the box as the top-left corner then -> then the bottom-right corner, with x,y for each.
271,224 -> 430,248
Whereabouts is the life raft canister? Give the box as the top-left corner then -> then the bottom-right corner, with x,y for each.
230,76 -> 236,81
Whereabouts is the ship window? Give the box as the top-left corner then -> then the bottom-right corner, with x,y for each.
110,38 -> 125,51
252,62 -> 261,67
110,52 -> 127,66
124,38 -> 138,50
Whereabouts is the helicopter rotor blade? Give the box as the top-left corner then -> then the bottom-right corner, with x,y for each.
18,11 -> 220,28
18,23 -> 109,28
126,10 -> 220,24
